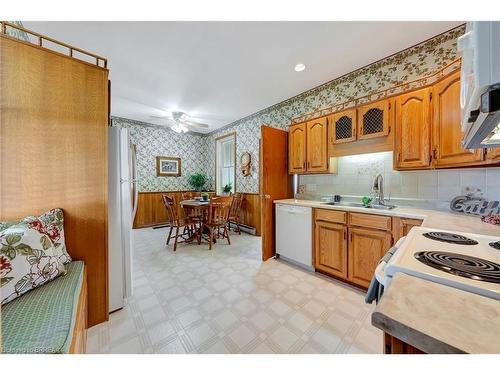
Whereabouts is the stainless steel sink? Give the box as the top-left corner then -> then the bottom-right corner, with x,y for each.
321,202 -> 396,210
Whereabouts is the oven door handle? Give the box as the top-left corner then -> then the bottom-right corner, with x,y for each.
375,237 -> 406,285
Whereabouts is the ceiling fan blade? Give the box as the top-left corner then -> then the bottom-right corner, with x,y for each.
184,120 -> 209,129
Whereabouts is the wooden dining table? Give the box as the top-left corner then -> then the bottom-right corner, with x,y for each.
180,199 -> 211,243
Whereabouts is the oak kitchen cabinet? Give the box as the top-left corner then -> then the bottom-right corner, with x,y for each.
357,99 -> 391,140
314,220 -> 348,279
395,71 -> 496,170
289,118 -> 328,173
288,122 -> 307,173
348,226 -> 392,288
392,217 -> 424,243
486,147 -> 500,162
306,117 -> 329,172
432,71 -> 484,167
313,209 -> 396,289
394,87 -> 432,169
329,108 -> 357,144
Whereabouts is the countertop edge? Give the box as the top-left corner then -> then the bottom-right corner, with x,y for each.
371,311 -> 465,354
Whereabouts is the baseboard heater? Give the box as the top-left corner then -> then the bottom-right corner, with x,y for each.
153,221 -> 256,236
229,221 -> 256,235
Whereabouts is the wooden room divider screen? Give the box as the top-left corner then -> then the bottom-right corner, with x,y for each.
0,23 -> 109,326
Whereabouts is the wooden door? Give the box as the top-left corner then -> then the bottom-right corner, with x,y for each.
432,71 -> 483,167
306,117 -> 328,172
392,217 -> 423,243
358,99 -> 391,140
261,125 -> 292,261
314,221 -> 348,279
288,123 -> 307,173
329,109 -> 357,144
348,227 -> 392,288
394,88 -> 432,169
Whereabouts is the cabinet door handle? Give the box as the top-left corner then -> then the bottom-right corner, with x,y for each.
303,161 -> 306,170
343,230 -> 347,240
433,148 -> 438,159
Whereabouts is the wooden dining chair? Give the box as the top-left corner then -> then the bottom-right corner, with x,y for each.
202,196 -> 233,250
228,193 -> 243,235
162,194 -> 199,251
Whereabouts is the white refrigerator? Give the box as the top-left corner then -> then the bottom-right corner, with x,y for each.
108,126 -> 137,312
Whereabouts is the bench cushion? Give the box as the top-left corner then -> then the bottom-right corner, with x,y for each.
1,261 -> 84,354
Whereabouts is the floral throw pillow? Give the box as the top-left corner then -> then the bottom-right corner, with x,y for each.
0,222 -> 66,305
21,208 -> 72,264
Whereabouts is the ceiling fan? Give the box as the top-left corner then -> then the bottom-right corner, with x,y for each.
151,111 -> 210,133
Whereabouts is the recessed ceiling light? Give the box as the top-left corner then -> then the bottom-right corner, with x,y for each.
294,63 -> 306,72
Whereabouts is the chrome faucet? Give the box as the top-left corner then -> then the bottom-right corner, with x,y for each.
372,174 -> 385,205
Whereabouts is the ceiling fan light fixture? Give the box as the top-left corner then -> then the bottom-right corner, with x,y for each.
171,124 -> 188,133
294,63 -> 306,72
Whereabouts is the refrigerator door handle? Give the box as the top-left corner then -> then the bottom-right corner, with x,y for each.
131,144 -> 139,221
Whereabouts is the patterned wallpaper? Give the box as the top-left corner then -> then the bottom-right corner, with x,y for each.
112,117 -> 214,192
113,25 -> 465,194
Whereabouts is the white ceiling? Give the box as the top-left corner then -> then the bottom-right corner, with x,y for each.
24,21 -> 462,133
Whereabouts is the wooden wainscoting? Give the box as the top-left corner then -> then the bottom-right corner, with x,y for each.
239,193 -> 261,236
0,35 -> 109,326
133,191 -> 187,228
133,191 -> 261,235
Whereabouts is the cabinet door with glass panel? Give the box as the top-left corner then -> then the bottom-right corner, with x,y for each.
215,133 -> 236,195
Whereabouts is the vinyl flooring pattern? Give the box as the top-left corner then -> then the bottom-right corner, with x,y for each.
86,227 -> 382,354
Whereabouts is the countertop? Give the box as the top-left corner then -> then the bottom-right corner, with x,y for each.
275,198 -> 500,353
372,273 -> 500,354
274,198 -> 500,236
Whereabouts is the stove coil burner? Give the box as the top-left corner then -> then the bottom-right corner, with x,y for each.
414,251 -> 500,284
422,231 -> 479,245
490,241 -> 500,251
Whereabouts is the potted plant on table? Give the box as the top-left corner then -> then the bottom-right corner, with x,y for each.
222,183 -> 233,195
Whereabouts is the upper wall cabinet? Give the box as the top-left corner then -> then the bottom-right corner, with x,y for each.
358,99 -> 391,140
394,88 -> 432,169
288,123 -> 307,173
288,119 -> 328,174
306,117 -> 329,172
329,109 -> 357,144
432,71 -> 484,168
486,147 -> 500,162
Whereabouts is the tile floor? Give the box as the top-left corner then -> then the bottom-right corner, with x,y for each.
86,227 -> 382,354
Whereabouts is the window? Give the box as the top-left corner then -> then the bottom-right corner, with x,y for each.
215,133 -> 236,195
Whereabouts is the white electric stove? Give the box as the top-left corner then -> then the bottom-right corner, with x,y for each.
382,226 -> 500,300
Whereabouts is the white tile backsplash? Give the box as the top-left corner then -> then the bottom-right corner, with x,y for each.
299,151 -> 500,206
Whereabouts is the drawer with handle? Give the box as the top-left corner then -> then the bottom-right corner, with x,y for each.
314,208 -> 347,224
349,212 -> 392,231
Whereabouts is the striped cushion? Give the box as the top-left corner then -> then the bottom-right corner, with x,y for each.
1,261 -> 84,354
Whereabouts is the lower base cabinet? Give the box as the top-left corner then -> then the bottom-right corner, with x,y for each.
314,221 -> 348,279
313,209 -> 401,289
384,333 -> 425,354
348,227 -> 392,288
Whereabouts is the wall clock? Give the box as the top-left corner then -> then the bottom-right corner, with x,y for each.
240,152 -> 251,176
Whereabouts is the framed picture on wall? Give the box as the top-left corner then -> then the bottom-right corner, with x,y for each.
156,156 -> 181,177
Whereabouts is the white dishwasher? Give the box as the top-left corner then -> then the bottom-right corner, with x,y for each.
275,204 -> 313,271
